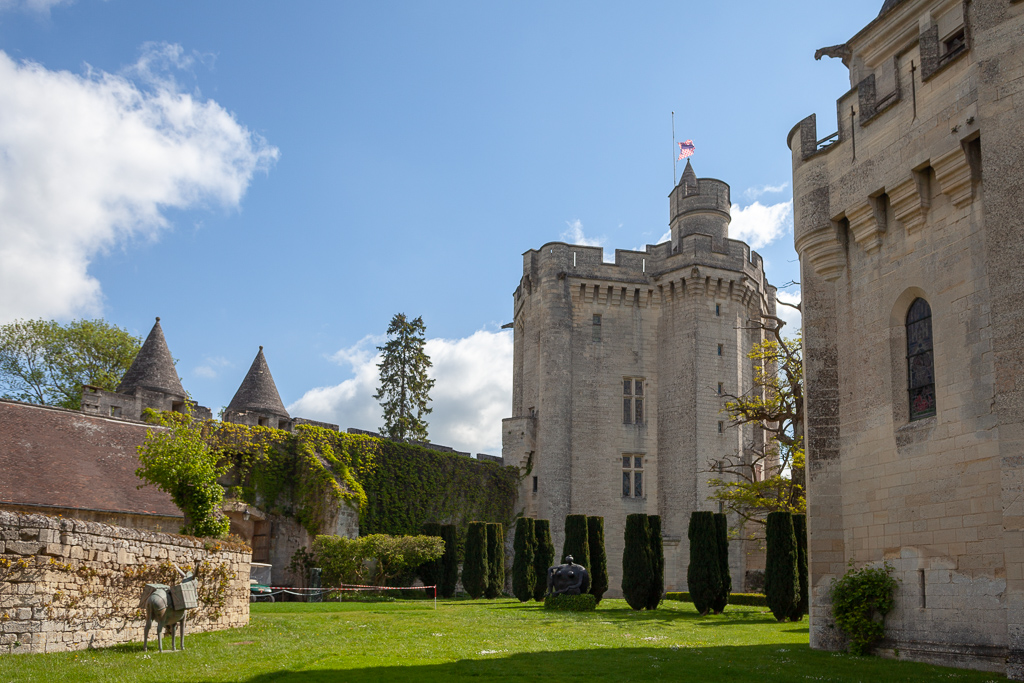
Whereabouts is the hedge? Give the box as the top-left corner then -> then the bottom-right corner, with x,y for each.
462,521 -> 489,599
512,517 -> 536,602
485,522 -> 505,598
587,516 -> 608,604
622,513 -> 654,610
765,511 -> 799,622
712,512 -> 731,614
686,511 -> 721,616
533,519 -> 555,602
544,593 -> 597,612
791,513 -> 809,621
666,592 -> 767,607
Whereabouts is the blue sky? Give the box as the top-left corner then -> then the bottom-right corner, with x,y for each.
0,1 -> 879,454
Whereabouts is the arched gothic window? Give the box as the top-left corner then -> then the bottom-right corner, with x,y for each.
906,298 -> 936,420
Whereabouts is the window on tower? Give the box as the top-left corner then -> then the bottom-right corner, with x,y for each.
622,455 -> 644,497
907,298 -> 936,420
623,378 -> 645,424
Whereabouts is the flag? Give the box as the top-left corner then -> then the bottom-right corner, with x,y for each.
678,140 -> 695,160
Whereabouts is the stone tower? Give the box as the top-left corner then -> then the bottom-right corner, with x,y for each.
791,0 -> 1024,675
223,346 -> 291,430
503,162 -> 777,595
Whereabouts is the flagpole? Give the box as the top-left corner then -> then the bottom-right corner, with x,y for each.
672,111 -> 677,186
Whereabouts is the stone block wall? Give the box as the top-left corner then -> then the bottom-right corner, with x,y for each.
0,511 -> 250,654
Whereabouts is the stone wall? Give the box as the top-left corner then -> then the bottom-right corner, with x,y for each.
0,511 -> 250,654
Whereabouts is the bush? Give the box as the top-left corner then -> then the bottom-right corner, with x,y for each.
830,561 -> 898,655
418,522 -> 445,593
686,511 -> 720,616
621,513 -> 653,610
587,516 -> 608,604
561,514 -> 590,594
647,515 -> 664,610
313,534 -> 445,587
712,513 -> 731,614
462,522 -> 489,599
665,592 -> 767,607
440,524 -> 459,598
533,519 -> 555,602
765,511 -> 800,622
485,523 -> 505,598
512,518 -> 536,602
790,513 -> 808,621
543,593 -> 596,612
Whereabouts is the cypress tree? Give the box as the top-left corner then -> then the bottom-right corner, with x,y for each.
686,511 -> 721,616
462,521 -> 489,599
789,513 -> 809,621
712,513 -> 732,614
533,519 -> 555,601
440,524 -> 459,598
621,513 -> 653,610
561,514 -> 591,569
512,517 -> 536,602
419,522 -> 444,597
764,511 -> 800,622
485,523 -> 505,598
647,515 -> 664,610
587,516 -> 609,604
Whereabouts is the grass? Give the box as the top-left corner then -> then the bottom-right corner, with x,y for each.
0,599 -> 1007,682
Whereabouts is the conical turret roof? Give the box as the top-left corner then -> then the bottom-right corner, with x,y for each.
878,0 -> 905,16
116,317 -> 185,398
679,159 -> 697,190
227,347 -> 289,419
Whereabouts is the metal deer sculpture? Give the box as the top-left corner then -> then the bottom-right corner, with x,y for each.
141,563 -> 199,652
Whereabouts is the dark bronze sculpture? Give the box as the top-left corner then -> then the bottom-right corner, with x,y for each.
546,555 -> 590,596
141,564 -> 199,652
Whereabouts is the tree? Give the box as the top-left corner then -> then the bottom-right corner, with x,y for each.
533,519 -> 555,602
512,517 -> 536,602
707,328 -> 805,526
712,513 -> 732,614
764,511 -> 800,622
621,513 -> 654,611
418,522 -> 445,594
440,524 -> 459,598
462,522 -> 489,599
647,515 -> 664,610
561,515 -> 590,567
135,413 -> 230,538
587,516 -> 609,604
686,511 -> 720,616
485,523 -> 505,598
0,318 -> 141,410
374,314 -> 435,442
790,513 -> 809,621
313,534 -> 445,586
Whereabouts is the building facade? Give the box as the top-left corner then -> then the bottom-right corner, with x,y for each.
791,0 -> 1024,675
503,162 -> 777,595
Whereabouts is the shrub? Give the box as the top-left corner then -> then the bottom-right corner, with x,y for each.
587,516 -> 608,604
313,534 -> 444,587
647,515 -> 664,610
462,522 -> 489,599
764,511 -> 800,622
686,511 -> 720,616
485,523 -> 505,598
512,517 -> 536,602
440,524 -> 459,598
418,522 -> 445,593
790,513 -> 809,621
560,514 -> 590,594
665,592 -> 767,607
543,593 -> 596,612
829,561 -> 898,655
621,513 -> 653,610
533,519 -> 555,602
712,512 -> 731,614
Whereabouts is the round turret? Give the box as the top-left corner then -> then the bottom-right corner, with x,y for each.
668,161 -> 731,246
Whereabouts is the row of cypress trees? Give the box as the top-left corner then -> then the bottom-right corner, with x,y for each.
419,522 -> 459,597
510,515 -> 610,603
686,511 -> 732,615
461,521 -> 507,599
764,511 -> 808,621
621,513 -> 665,610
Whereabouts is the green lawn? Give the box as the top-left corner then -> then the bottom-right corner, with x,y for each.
0,599 -> 1007,682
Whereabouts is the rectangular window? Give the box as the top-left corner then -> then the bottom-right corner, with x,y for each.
592,314 -> 602,342
532,476 -> 538,493
623,377 -> 646,424
622,454 -> 645,498
717,344 -> 723,356
718,421 -> 723,434
715,304 -> 721,316
717,383 -> 723,395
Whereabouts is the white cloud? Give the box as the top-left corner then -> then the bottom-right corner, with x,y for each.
775,289 -> 802,334
728,200 -> 793,249
0,0 -> 73,13
0,44 -> 279,323
744,182 -> 789,200
288,329 -> 513,456
193,356 -> 232,379
561,219 -> 604,248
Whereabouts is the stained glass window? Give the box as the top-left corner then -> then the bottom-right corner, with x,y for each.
907,298 -> 936,420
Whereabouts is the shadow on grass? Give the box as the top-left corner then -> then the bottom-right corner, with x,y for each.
206,644 -> 1004,683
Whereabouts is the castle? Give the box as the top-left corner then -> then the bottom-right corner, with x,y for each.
503,160 -> 777,595
792,0 -> 1024,675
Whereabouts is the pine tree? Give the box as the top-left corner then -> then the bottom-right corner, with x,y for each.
686,511 -> 721,616
485,523 -> 505,598
533,519 -> 555,601
512,517 -> 536,602
712,513 -> 732,614
440,524 -> 459,598
561,515 -> 591,592
622,513 -> 653,610
765,511 -> 800,622
419,522 -> 444,596
373,313 -> 435,442
462,522 -> 489,599
587,516 -> 609,604
647,515 -> 665,610
789,513 -> 809,621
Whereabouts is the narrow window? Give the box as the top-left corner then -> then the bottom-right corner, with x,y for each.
906,298 -> 936,420
622,471 -> 631,497
717,344 -> 723,356
718,421 -> 723,434
717,383 -> 723,395
532,476 -> 538,493
715,303 -> 721,316
592,314 -> 602,342
623,378 -> 646,424
622,455 -> 645,498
